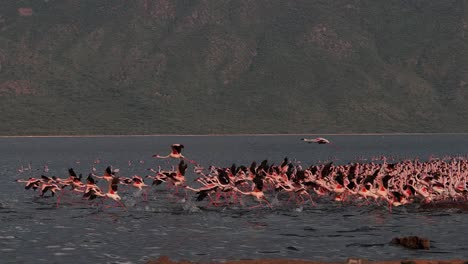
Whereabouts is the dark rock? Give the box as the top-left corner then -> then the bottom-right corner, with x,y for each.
146,256 -> 194,264
400,261 -> 416,264
391,236 -> 430,250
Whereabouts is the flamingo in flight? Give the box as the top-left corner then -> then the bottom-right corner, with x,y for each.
301,137 -> 331,144
83,174 -> 125,209
153,144 -> 197,164
15,177 -> 41,190
153,144 -> 185,159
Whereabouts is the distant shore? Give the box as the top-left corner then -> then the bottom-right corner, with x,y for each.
147,256 -> 468,264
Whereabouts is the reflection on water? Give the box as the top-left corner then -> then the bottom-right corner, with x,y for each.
1,135 -> 468,264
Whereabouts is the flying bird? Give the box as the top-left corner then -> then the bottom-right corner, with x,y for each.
153,144 -> 185,159
301,137 -> 331,144
153,144 -> 198,164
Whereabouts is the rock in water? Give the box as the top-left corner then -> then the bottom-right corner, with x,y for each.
391,236 -> 430,249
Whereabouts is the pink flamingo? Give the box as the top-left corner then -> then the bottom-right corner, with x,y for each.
301,137 -> 330,144
153,144 -> 198,164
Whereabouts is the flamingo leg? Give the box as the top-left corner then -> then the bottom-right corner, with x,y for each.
305,193 -> 316,206
56,194 -> 61,208
207,194 -> 216,207
262,197 -> 272,209
56,190 -> 66,208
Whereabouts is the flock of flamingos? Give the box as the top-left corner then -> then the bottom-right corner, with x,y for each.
14,139 -> 468,211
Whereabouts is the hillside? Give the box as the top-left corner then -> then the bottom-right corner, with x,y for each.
0,0 -> 467,135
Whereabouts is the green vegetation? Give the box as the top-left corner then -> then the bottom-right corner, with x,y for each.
1,0 -> 467,135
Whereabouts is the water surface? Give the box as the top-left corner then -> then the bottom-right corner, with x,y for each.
1,135 -> 467,264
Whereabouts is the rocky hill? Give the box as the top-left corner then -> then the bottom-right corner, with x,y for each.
0,0 -> 467,135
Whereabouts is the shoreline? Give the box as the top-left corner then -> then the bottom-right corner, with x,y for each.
2,132 -> 468,138
146,257 -> 468,264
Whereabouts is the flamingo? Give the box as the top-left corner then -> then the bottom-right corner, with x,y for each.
104,177 -> 125,208
83,175 -> 125,209
146,172 -> 171,186
93,166 -> 114,182
153,144 -> 198,164
234,174 -> 272,209
14,156 -> 468,211
40,183 -> 61,198
301,137 -> 330,144
153,144 -> 185,159
147,161 -> 188,196
130,175 -> 149,201
185,183 -> 220,202
15,177 -> 41,190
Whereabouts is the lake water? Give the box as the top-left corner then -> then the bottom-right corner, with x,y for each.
1,135 -> 468,264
